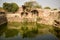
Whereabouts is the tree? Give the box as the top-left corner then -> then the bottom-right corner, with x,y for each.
23,1 -> 42,12
44,7 -> 51,9
34,5 -> 42,8
24,1 -> 42,8
53,8 -> 57,10
3,2 -> 19,13
0,7 -> 3,10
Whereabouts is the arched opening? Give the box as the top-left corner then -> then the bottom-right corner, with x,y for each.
31,10 -> 38,16
21,12 -> 28,17
22,5 -> 26,11
25,12 -> 28,16
21,12 -> 24,17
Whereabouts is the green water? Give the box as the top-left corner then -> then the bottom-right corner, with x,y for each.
0,22 -> 60,40
0,23 -> 19,37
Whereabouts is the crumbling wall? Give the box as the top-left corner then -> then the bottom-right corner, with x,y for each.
6,8 -> 59,25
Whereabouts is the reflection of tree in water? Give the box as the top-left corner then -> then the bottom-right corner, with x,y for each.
0,12 -> 19,38
54,27 -> 60,39
0,23 -> 19,38
0,12 -> 59,39
5,29 -> 19,38
0,23 -> 7,36
53,19 -> 60,39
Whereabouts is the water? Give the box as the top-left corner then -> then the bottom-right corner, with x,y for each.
0,34 -> 59,40
0,23 -> 59,40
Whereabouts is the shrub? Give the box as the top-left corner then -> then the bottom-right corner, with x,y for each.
3,2 -> 19,13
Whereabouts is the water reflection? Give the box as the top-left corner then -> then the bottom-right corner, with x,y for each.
0,23 -> 7,36
0,22 -> 59,40
0,11 -> 8,36
0,23 -> 19,37
5,29 -> 19,38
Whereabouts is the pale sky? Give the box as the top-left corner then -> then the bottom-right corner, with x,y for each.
0,0 -> 60,9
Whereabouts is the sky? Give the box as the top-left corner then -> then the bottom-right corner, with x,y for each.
0,0 -> 60,9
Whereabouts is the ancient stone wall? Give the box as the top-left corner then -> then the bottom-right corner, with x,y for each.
6,8 -> 60,25
0,12 -> 7,25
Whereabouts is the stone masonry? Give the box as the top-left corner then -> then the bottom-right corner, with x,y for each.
6,7 -> 60,25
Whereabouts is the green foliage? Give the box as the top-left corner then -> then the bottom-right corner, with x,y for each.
3,2 -> 19,13
34,5 -> 42,8
23,1 -> 42,12
24,2 -> 32,8
44,7 -> 51,9
53,8 -> 57,10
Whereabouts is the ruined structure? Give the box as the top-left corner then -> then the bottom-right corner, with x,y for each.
0,10 -> 7,25
6,7 -> 60,25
